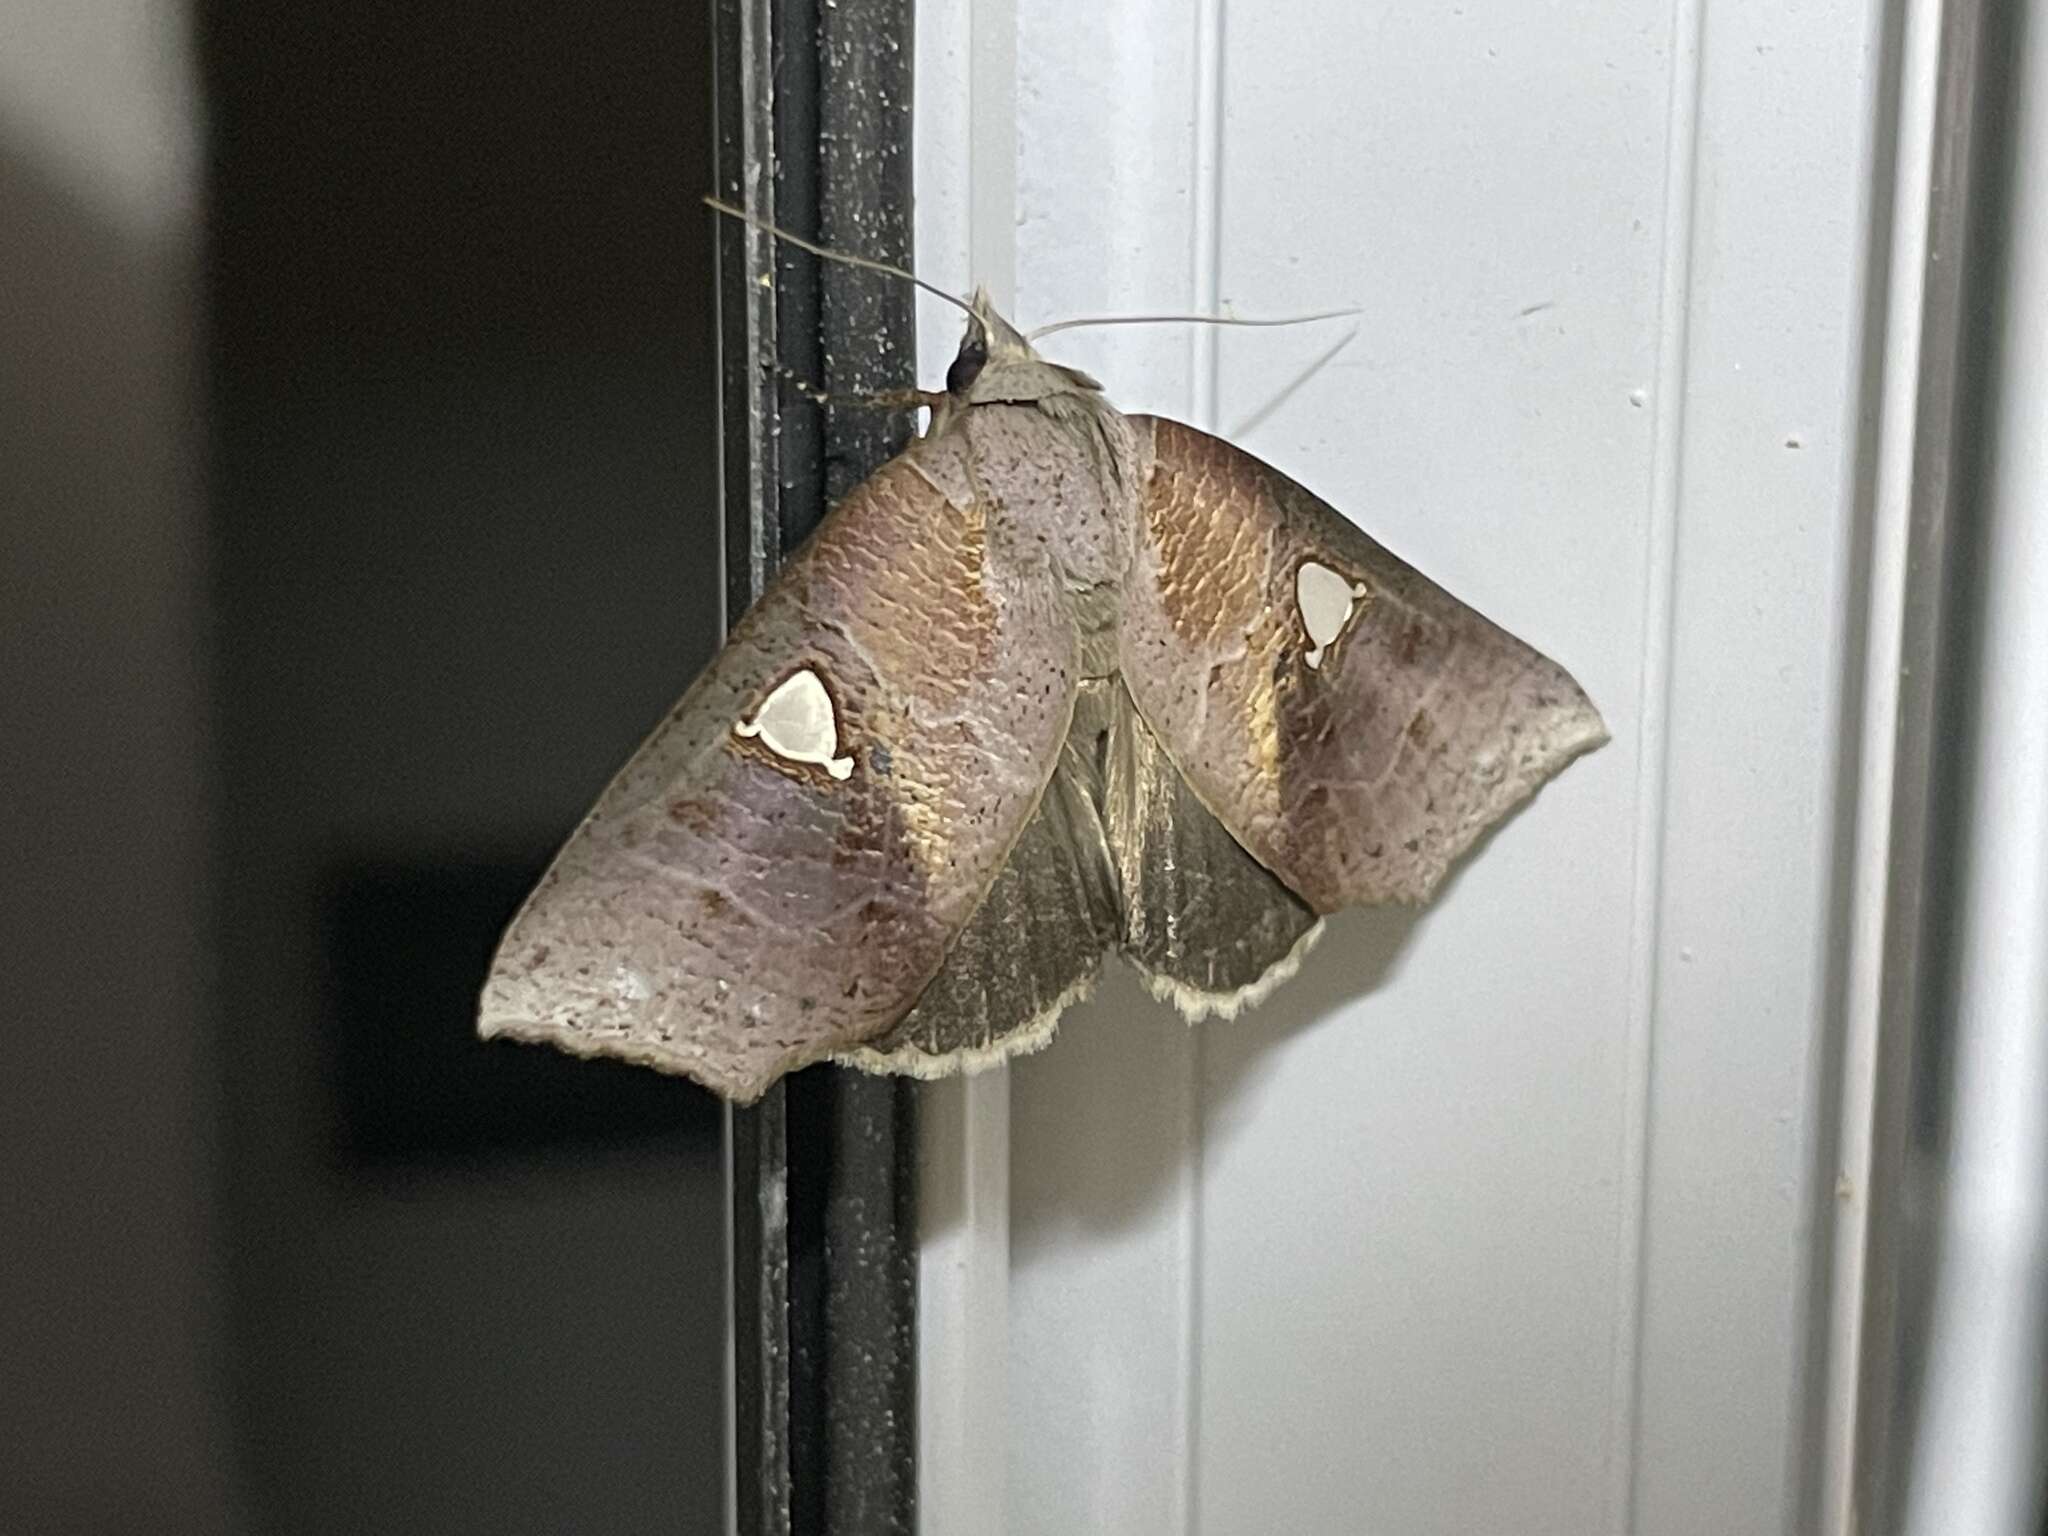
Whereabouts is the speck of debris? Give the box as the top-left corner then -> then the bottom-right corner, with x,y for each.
1785,435 -> 1804,449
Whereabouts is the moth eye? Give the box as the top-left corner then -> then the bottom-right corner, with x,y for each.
733,667 -> 855,780
1295,561 -> 1370,671
946,335 -> 988,395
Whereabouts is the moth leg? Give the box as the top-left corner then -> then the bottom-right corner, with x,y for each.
771,365 -> 944,420
836,683 -> 1123,1077
1105,684 -> 1323,1020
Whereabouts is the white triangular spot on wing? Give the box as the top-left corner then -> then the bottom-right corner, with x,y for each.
1295,561 -> 1367,665
734,668 -> 854,778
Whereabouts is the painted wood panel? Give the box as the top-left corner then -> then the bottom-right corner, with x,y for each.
915,2 -> 1883,1528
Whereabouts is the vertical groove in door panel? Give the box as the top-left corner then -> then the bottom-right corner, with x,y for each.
1608,1 -> 1707,1528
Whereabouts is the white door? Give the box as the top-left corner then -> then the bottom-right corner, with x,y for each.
912,3 -> 1892,1531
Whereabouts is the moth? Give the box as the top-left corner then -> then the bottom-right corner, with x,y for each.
479,281 -> 1607,1104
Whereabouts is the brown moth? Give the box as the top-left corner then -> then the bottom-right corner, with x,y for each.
478,290 -> 1608,1103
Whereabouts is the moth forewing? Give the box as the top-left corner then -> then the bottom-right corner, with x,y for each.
479,298 -> 1606,1101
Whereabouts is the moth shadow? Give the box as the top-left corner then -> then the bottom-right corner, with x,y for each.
1000,902 -> 1418,1252
1200,899 -> 1422,1113
1221,321 -> 1360,442
1000,815 -> 1519,1249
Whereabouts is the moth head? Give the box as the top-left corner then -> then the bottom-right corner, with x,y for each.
947,287 -> 1102,407
945,316 -> 990,395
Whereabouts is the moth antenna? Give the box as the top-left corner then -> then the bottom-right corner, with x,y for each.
1026,306 -> 1359,343
704,196 -> 973,317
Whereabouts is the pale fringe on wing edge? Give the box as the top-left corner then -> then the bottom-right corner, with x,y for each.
1131,917 -> 1327,1023
831,969 -> 1102,1081
476,1008 -> 773,1103
489,919 -> 1324,1099
843,917 -> 1330,1080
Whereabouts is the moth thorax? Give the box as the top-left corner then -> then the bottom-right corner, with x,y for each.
987,399 -> 1134,593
